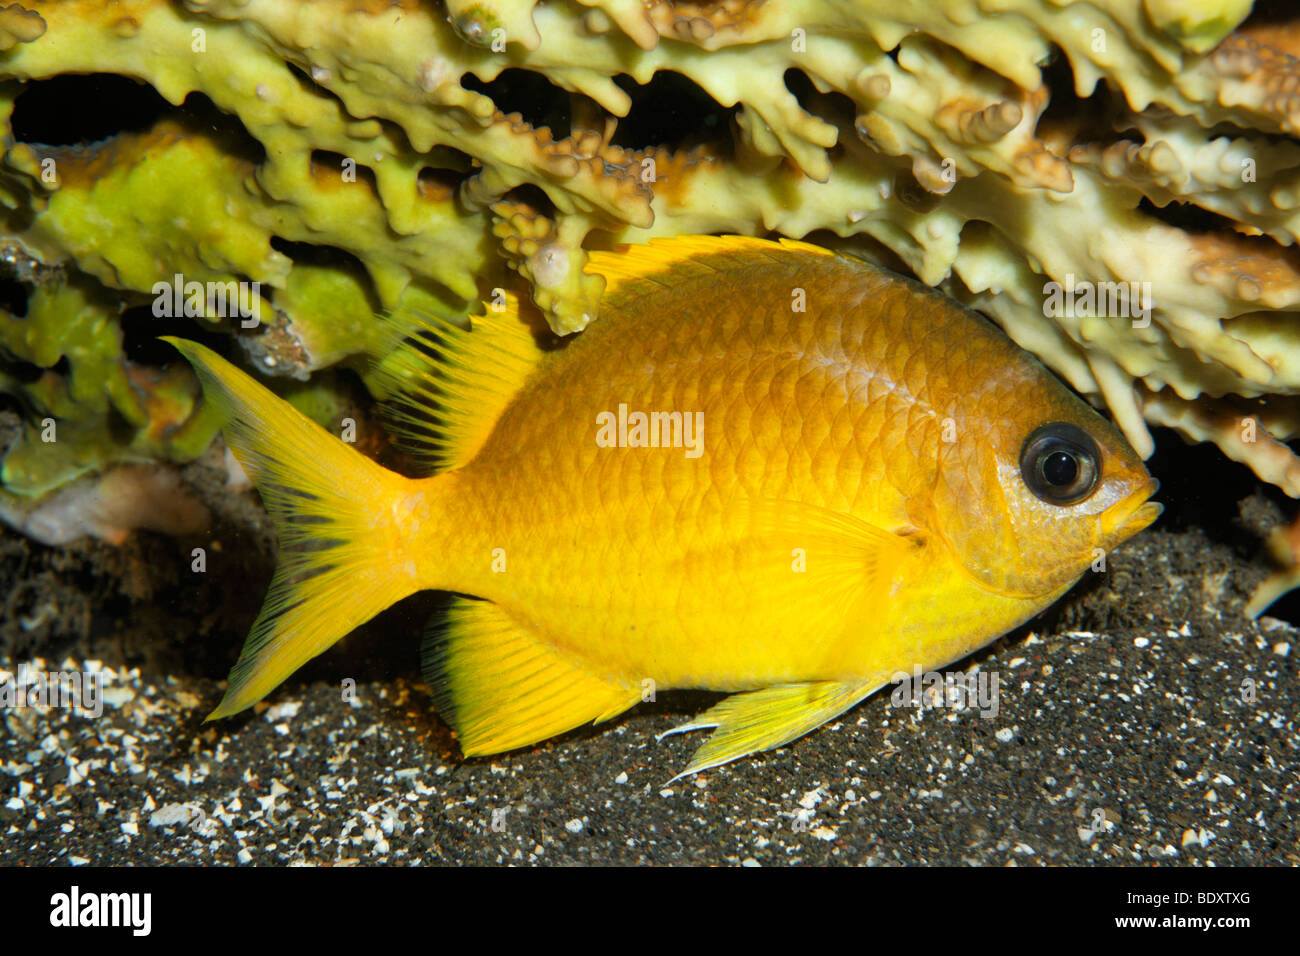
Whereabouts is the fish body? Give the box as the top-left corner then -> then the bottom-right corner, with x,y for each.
166,235 -> 1160,777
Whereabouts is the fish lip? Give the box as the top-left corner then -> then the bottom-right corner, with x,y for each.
1100,477 -> 1162,541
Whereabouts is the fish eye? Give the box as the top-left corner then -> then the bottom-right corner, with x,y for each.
1019,422 -> 1100,505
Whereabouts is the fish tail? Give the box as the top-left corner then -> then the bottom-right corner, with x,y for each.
163,337 -> 423,719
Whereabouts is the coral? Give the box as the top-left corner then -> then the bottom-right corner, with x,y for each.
0,462 -> 209,545
0,273 -> 217,497
0,3 -> 44,52
1,0 -> 1300,550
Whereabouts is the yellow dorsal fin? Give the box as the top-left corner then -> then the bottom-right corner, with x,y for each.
659,679 -> 887,780
374,298 -> 547,472
585,235 -> 833,311
422,597 -> 642,756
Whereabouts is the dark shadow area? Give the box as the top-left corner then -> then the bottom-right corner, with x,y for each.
1240,0 -> 1297,26
120,304 -> 233,367
10,73 -> 170,146
0,273 -> 29,317
460,68 -> 571,138
609,71 -> 736,152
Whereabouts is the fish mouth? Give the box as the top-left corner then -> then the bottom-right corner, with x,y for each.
1099,477 -> 1162,541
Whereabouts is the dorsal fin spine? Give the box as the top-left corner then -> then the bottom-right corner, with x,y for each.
375,296 -> 545,472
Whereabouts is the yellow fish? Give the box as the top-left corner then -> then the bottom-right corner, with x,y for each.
164,235 -> 1161,778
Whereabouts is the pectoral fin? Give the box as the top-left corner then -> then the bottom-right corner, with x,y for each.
740,498 -> 927,662
747,497 -> 925,594
659,679 -> 886,781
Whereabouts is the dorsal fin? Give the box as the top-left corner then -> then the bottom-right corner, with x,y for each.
585,234 -> 833,312
374,236 -> 833,472
373,295 -> 547,472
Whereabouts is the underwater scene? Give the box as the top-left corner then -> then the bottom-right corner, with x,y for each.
0,0 -> 1295,878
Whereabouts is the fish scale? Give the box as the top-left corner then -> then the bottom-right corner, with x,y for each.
165,234 -> 1160,777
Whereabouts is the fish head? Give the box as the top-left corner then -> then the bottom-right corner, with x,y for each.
930,365 -> 1161,600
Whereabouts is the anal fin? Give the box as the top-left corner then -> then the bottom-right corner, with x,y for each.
659,679 -> 886,781
423,597 -> 641,756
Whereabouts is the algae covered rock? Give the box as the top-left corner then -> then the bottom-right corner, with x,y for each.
1,0 -> 1298,542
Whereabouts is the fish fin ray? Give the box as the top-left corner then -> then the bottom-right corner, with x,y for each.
586,235 -> 833,312
422,598 -> 641,756
162,338 -> 419,719
746,497 -> 926,636
667,679 -> 884,781
749,497 -> 924,578
372,301 -> 547,472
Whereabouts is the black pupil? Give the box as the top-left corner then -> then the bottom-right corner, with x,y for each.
1042,450 -> 1078,486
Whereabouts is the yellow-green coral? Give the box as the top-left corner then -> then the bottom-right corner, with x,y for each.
0,276 -> 217,496
2,0 -> 1300,530
1145,0 -> 1254,54
0,3 -> 44,52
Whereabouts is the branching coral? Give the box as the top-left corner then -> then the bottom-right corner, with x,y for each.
1,0 -> 1299,556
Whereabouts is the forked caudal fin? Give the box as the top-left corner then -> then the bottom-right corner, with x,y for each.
163,337 -> 425,719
